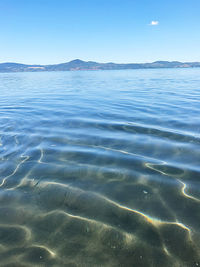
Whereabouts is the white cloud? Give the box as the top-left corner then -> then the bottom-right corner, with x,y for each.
149,21 -> 159,26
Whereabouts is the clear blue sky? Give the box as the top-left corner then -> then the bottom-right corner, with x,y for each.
1,0 -> 200,64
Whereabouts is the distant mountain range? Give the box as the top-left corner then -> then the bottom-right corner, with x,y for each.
0,59 -> 200,72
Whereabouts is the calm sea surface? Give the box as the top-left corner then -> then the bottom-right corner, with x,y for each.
0,69 -> 200,266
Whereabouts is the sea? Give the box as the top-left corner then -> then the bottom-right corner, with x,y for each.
0,68 -> 200,266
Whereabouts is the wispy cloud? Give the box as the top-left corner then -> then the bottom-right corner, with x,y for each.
149,21 -> 159,26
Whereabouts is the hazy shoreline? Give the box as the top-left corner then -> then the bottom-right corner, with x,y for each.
1,59 -> 200,73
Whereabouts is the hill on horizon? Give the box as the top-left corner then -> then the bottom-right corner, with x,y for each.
0,59 -> 200,72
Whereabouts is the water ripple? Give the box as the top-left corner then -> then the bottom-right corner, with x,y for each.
0,69 -> 200,266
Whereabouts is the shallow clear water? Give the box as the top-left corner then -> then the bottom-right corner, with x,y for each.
0,69 -> 200,266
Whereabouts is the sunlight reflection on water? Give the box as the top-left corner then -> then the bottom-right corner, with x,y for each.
0,69 -> 200,266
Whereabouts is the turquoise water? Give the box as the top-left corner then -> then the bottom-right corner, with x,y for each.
0,69 -> 200,266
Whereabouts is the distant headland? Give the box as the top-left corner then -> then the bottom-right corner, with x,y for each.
0,59 -> 200,72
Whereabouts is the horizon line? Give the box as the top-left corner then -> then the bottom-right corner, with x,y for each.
1,59 -> 200,66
